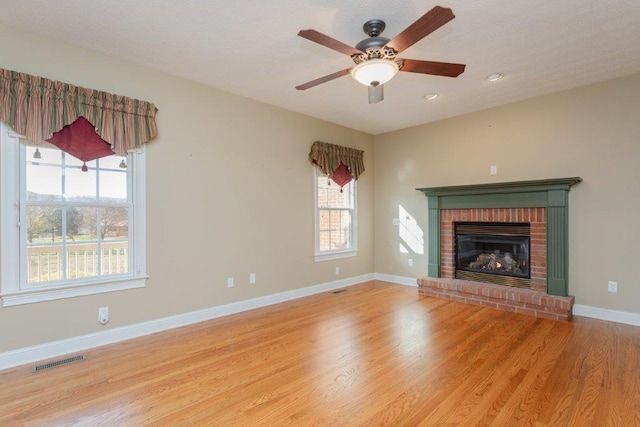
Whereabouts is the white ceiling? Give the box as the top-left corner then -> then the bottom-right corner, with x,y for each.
1,1 -> 640,135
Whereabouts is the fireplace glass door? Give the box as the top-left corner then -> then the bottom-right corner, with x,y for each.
455,222 -> 530,279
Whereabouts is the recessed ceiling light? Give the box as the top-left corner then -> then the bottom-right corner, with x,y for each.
423,93 -> 438,100
486,73 -> 505,82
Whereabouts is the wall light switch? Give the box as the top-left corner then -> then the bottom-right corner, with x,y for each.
408,258 -> 413,267
607,281 -> 617,293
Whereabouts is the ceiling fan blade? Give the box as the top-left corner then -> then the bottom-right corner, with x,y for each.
398,59 -> 466,77
298,29 -> 363,57
295,68 -> 352,90
368,84 -> 384,104
386,6 -> 455,53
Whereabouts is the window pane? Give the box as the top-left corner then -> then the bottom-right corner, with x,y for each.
99,170 -> 127,201
329,210 -> 342,228
100,207 -> 129,240
319,231 -> 331,252
69,207 -> 97,241
26,206 -> 63,283
332,188 -> 350,208
334,211 -> 351,250
317,209 -> 352,251
327,189 -> 340,208
319,183 -> 352,209
27,206 -> 62,243
27,146 -> 62,165
318,210 -> 329,232
66,242 -> 99,279
345,184 -> 354,205
102,242 -> 129,275
26,164 -> 62,201
65,167 -> 97,201
331,228 -> 348,250
99,155 -> 123,170
27,246 -> 63,283
317,185 -> 329,208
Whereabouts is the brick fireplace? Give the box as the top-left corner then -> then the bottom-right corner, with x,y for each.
416,178 -> 581,321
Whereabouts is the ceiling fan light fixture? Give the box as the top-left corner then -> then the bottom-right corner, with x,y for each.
351,59 -> 399,86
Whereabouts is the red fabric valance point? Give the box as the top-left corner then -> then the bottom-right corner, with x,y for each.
331,163 -> 353,190
46,117 -> 114,171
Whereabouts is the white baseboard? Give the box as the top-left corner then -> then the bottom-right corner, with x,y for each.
573,304 -> 640,327
0,273 -> 374,371
374,273 -> 417,287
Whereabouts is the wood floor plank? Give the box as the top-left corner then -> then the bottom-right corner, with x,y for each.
483,320 -> 573,425
1,281 -> 639,426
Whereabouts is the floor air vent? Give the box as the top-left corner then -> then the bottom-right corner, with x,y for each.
332,289 -> 347,294
32,354 -> 86,373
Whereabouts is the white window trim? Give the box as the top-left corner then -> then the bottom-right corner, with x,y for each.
313,166 -> 358,262
0,123 -> 147,307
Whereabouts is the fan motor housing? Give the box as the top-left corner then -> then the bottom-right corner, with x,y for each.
355,36 -> 390,52
353,19 -> 397,64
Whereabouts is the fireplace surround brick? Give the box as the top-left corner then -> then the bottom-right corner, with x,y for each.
440,207 -> 547,291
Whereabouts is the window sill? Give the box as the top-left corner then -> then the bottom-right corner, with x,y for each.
314,250 -> 358,263
1,276 -> 148,307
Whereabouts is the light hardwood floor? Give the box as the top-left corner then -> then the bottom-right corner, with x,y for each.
1,281 -> 639,426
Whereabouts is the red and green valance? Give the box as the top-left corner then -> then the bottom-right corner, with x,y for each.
308,141 -> 365,187
0,68 -> 158,157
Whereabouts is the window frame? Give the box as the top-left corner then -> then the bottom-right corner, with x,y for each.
0,122 -> 147,307
313,166 -> 358,262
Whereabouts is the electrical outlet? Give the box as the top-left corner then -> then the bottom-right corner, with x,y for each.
250,273 -> 256,284
408,258 -> 413,267
335,267 -> 340,275
607,281 -> 617,293
98,307 -> 109,325
490,165 -> 497,175
227,277 -> 234,288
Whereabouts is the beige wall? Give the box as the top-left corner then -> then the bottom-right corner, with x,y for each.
0,24 -> 374,352
374,73 -> 640,314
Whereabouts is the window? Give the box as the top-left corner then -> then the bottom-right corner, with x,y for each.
314,167 -> 357,261
0,122 -> 146,306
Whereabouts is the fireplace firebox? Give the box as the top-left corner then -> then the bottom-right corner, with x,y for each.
455,222 -> 531,288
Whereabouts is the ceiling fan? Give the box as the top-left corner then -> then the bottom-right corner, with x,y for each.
296,6 -> 466,104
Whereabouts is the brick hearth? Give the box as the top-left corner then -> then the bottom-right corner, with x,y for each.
418,278 -> 574,321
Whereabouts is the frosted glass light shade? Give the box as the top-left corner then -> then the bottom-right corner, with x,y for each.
351,59 -> 399,86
